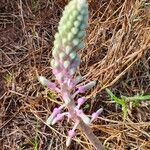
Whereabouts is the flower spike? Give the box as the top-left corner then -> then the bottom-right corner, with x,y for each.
39,0 -> 104,149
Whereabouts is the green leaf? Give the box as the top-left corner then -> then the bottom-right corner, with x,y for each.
106,88 -> 128,119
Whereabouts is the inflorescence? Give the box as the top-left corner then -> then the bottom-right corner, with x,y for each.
38,0 -> 102,146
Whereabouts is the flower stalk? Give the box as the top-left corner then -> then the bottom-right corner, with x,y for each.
38,0 -> 104,149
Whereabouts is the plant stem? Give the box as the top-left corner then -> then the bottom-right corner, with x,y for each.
79,120 -> 105,150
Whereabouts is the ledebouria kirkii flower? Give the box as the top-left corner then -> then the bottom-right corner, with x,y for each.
38,0 -> 103,148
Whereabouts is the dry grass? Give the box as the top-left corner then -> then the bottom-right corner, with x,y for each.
0,0 -> 150,150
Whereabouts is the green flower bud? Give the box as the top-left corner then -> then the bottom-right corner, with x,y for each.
59,52 -> 66,61
72,10 -> 79,18
74,21 -> 80,27
62,38 -> 68,45
66,46 -> 72,55
77,42 -> 85,50
67,32 -> 74,41
80,23 -> 86,30
52,49 -> 57,57
64,61 -> 70,69
77,31 -> 86,39
80,8 -> 88,15
69,52 -> 77,60
77,15 -> 83,21
62,25 -> 68,32
54,33 -> 60,41
54,39 -> 60,47
51,59 -> 59,69
66,21 -> 73,29
71,27 -> 78,35
72,38 -> 80,46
